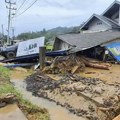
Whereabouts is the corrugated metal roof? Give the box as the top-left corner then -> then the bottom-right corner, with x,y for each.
56,31 -> 120,52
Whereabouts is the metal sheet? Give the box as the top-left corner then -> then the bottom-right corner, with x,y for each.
106,42 -> 120,62
17,37 -> 45,57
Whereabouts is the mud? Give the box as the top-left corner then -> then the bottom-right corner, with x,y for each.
80,64 -> 120,84
11,79 -> 85,120
10,70 -> 32,80
26,72 -> 120,120
0,104 -> 27,120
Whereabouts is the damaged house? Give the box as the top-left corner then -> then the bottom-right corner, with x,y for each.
54,0 -> 120,62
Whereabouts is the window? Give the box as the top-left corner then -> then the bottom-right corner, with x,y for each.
97,22 -> 102,25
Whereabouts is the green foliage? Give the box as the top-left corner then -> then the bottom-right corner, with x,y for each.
46,44 -> 53,51
0,66 -> 10,80
0,84 -> 14,96
16,26 -> 80,44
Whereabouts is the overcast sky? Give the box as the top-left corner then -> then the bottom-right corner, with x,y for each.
0,0 -> 117,35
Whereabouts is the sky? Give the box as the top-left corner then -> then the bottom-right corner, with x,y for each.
0,0 -> 117,36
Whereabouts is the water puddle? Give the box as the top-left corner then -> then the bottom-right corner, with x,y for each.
11,79 -> 85,120
0,104 -> 17,114
0,104 -> 27,120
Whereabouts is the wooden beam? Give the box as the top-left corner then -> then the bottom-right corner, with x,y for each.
39,46 -> 46,69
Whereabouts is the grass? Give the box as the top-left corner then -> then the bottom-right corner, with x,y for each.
0,66 -> 50,120
0,66 -> 10,80
46,44 -> 53,51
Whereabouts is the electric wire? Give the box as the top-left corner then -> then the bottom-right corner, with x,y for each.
16,0 -> 28,13
15,0 -> 38,17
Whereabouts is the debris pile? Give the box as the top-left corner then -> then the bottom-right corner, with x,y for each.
43,56 -> 85,74
97,96 -> 120,120
43,55 -> 110,74
26,72 -> 120,119
81,56 -> 111,70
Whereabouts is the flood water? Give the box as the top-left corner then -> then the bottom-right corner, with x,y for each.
0,104 -> 17,114
0,104 -> 27,120
11,79 -> 85,120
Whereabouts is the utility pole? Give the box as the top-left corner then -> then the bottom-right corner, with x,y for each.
12,27 -> 14,40
1,24 -> 4,36
1,24 -> 4,46
11,27 -> 15,45
5,0 -> 16,45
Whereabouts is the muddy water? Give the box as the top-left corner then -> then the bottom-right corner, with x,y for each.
11,79 -> 85,120
0,104 -> 17,114
0,104 -> 27,120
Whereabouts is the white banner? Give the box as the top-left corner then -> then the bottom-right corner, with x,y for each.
17,37 -> 45,57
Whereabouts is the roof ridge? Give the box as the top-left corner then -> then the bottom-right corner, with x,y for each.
80,14 -> 112,30
102,0 -> 120,15
102,16 -> 119,25
93,14 -> 113,26
95,14 -> 119,25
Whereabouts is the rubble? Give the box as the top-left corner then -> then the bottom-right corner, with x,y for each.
43,55 -> 85,74
43,55 -> 110,74
81,57 -> 110,70
26,72 -> 120,120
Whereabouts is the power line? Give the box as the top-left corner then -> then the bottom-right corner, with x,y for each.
16,0 -> 38,17
17,0 -> 22,4
16,0 -> 28,14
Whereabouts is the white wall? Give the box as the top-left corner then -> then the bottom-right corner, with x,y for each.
60,41 -> 70,50
54,39 -> 70,50
87,18 -> 110,32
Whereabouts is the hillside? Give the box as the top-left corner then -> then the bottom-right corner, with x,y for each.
16,26 -> 80,43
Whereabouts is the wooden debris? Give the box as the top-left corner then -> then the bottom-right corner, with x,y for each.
113,114 -> 120,120
43,55 -> 110,74
72,65 -> 79,74
43,55 -> 86,74
81,57 -> 110,70
83,61 -> 110,70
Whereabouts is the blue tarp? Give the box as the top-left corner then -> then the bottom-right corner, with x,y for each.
106,42 -> 120,62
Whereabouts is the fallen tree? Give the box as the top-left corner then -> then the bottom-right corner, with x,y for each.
81,58 -> 110,70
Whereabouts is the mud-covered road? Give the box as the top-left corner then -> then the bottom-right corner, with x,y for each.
26,72 -> 120,120
10,78 -> 85,120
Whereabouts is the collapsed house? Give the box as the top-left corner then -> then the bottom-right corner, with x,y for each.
54,31 -> 120,62
54,1 -> 120,62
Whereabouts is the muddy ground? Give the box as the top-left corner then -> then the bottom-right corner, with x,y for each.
26,71 -> 120,120
80,64 -> 120,84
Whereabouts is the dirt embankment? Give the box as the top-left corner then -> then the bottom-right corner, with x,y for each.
26,72 -> 120,120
